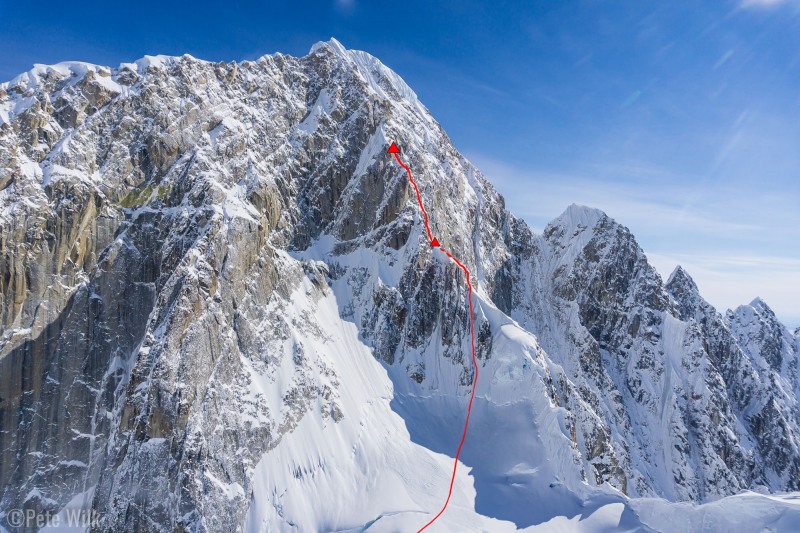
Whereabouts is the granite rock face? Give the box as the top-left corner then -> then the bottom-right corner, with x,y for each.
1,40 -> 799,531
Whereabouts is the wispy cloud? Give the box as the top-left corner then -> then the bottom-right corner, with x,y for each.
334,0 -> 355,14
464,151 -> 800,326
712,49 -> 735,70
739,0 -> 796,8
647,252 -> 800,326
463,152 -> 764,236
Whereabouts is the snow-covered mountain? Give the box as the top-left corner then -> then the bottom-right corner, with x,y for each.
1,39 -> 799,532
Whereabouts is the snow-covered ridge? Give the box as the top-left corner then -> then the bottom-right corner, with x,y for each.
1,38 -> 422,126
2,54 -> 197,90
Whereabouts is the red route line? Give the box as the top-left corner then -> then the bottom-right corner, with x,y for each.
392,153 -> 434,243
390,146 -> 479,532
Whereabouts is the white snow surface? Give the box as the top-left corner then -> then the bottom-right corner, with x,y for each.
240,245 -> 800,533
237,225 -> 800,531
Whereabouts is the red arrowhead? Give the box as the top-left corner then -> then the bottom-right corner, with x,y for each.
430,237 -> 440,247
387,142 -> 400,154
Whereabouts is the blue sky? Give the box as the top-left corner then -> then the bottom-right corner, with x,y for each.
1,0 -> 798,325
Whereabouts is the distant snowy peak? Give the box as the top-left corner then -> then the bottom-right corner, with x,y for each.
666,265 -> 697,291
748,296 -> 778,317
545,204 -> 605,240
727,297 -> 789,340
665,266 -> 796,353
665,265 -> 698,303
665,265 -> 711,323
541,203 -> 664,301
727,298 -> 799,375
538,204 -> 800,500
540,204 -> 614,277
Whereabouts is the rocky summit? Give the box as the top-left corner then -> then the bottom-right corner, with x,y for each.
1,39 -> 799,532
